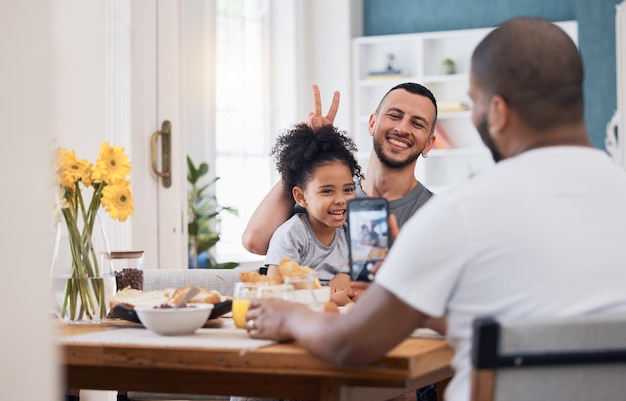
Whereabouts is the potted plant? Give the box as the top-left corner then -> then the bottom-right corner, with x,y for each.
187,155 -> 239,269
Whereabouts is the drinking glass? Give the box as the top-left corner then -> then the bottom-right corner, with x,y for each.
283,273 -> 322,311
256,283 -> 295,301
232,282 -> 296,329
232,282 -> 262,329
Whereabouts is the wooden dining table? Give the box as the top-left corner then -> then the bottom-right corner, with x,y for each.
58,318 -> 454,401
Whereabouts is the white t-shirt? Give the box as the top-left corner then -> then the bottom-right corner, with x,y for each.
375,147 -> 626,401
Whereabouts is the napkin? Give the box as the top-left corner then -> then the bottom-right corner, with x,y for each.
58,326 -> 275,351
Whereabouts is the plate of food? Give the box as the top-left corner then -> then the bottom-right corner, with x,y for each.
108,285 -> 232,324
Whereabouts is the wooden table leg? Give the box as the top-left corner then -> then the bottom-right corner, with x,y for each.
435,378 -> 451,401
66,388 -> 80,401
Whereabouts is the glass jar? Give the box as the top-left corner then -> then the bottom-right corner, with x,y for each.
50,214 -> 115,324
108,251 -> 144,291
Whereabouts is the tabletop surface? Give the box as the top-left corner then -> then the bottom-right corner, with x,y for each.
58,318 -> 454,400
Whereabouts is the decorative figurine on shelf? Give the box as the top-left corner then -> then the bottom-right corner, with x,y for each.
367,53 -> 402,78
386,53 -> 398,72
440,58 -> 456,75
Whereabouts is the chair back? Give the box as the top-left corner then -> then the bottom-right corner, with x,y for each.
471,314 -> 626,401
144,268 -> 240,296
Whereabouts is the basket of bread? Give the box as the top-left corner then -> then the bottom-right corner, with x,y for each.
109,285 -> 231,325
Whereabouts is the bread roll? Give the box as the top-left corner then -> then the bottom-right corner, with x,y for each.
238,270 -> 283,284
164,285 -> 222,305
278,258 -> 322,289
109,288 -> 169,309
110,285 -> 222,309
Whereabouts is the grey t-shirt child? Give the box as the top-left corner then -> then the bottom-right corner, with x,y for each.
264,213 -> 349,285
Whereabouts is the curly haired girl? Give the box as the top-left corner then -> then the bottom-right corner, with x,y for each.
264,123 -> 362,306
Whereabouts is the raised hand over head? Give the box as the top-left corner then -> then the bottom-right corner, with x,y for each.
308,84 -> 340,131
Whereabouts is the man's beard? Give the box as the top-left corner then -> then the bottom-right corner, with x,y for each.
476,114 -> 503,163
373,136 -> 422,169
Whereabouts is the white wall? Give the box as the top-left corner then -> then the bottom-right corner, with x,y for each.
0,0 -> 59,400
290,0 -> 362,133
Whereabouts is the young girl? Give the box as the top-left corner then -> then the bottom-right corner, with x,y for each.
264,123 -> 362,305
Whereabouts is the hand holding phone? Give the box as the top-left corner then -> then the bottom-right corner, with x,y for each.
347,198 -> 391,282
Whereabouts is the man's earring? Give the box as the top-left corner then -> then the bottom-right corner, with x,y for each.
421,152 -> 428,158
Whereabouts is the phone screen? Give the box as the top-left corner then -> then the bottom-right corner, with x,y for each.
347,198 -> 390,282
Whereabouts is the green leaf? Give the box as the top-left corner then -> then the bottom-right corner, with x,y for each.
187,156 -> 198,184
197,238 -> 219,254
197,162 -> 209,178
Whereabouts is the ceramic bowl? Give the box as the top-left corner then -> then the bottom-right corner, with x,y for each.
135,304 -> 214,336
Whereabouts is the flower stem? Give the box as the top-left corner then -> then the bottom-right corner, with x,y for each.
58,185 -> 107,321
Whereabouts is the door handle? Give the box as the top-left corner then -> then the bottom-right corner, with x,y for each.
150,120 -> 172,188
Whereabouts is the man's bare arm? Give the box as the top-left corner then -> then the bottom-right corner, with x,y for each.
241,182 -> 294,255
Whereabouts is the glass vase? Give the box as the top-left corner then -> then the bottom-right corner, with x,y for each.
50,212 -> 115,324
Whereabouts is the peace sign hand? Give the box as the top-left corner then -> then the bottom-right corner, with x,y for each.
308,84 -> 340,131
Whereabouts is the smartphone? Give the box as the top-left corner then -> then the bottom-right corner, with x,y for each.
347,198 -> 391,282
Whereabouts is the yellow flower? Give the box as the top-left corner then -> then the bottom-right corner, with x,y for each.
81,162 -> 94,187
57,148 -> 90,189
56,142 -> 134,223
91,142 -> 132,184
101,180 -> 134,222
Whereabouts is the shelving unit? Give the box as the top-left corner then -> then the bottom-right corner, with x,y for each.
352,21 -> 577,193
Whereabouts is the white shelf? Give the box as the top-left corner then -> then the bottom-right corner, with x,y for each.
357,76 -> 419,87
422,73 -> 469,84
438,110 -> 472,119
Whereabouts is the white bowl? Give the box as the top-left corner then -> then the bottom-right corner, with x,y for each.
135,304 -> 214,336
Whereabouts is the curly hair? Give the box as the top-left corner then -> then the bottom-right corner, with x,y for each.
271,124 -> 363,198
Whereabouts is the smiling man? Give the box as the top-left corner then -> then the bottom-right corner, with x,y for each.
360,82 -> 438,226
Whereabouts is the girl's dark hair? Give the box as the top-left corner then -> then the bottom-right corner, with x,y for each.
271,124 -> 362,198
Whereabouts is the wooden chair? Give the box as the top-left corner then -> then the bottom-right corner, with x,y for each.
470,314 -> 626,401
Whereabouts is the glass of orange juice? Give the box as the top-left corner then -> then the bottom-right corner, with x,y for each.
232,282 -> 295,329
232,282 -> 262,329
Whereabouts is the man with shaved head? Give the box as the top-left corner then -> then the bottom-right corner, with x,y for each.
470,17 -> 586,162
244,17 -> 626,401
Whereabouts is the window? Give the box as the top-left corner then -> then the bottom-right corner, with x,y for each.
214,0 -> 272,263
